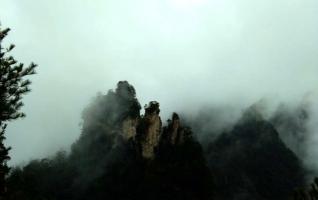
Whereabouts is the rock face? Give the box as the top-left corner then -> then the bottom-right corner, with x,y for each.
6,80 -> 308,200
75,81 -> 306,198
134,106 -> 192,159
79,81 -> 193,160
85,81 -> 190,160
136,101 -> 162,159
161,113 -> 191,146
169,113 -> 181,144
121,117 -> 138,140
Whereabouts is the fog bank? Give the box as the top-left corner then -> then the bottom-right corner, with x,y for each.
0,0 -> 317,165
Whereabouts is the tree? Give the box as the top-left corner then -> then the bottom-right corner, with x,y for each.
0,25 -> 37,198
293,177 -> 318,200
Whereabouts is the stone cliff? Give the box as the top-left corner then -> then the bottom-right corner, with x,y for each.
136,101 -> 162,158
113,82 -> 189,159
8,80 -> 306,200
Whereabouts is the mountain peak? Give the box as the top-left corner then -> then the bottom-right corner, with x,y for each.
240,104 -> 265,123
115,80 -> 137,100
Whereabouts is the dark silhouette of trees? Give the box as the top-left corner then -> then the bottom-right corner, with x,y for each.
205,107 -> 305,200
293,178 -> 318,200
5,82 -> 214,200
2,81 -> 309,200
0,25 -> 37,198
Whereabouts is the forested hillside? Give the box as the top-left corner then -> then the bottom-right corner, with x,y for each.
4,81 -> 312,200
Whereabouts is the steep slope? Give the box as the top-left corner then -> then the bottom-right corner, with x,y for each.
206,106 -> 305,200
6,81 -> 214,200
6,81 -> 307,200
69,81 -> 214,200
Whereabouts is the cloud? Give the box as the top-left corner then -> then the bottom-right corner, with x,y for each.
0,0 -> 317,165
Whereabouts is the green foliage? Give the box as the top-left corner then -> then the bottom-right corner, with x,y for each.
0,25 -> 37,198
0,28 -> 36,121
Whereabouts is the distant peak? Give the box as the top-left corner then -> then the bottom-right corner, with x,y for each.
240,103 -> 265,123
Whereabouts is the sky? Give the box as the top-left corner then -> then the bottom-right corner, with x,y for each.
0,0 -> 318,165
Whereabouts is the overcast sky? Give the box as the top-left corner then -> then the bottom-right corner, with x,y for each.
1,0 -> 318,165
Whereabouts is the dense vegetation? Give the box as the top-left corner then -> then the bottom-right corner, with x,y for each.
5,82 -> 213,200
206,107 -> 304,200
3,81 -> 312,200
0,26 -> 37,199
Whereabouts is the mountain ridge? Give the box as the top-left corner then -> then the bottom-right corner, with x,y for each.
5,81 -> 306,200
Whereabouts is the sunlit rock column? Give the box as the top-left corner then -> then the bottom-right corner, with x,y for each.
121,117 -> 138,140
138,101 -> 162,159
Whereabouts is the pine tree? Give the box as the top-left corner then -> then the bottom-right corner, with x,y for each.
0,25 -> 37,198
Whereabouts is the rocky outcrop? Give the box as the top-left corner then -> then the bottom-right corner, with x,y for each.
8,80 -> 307,200
170,113 -> 181,144
161,113 -> 191,146
80,81 -> 192,159
134,106 -> 192,159
136,101 -> 162,159
121,117 -> 138,140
